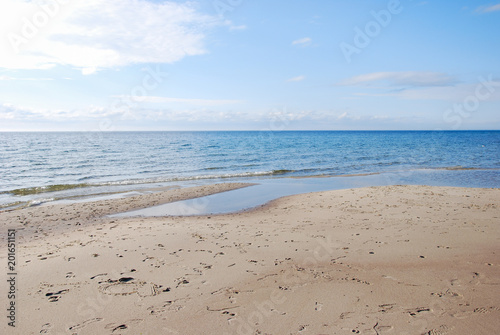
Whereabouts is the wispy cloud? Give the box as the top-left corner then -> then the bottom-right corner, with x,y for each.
229,24 -> 247,31
292,37 -> 312,46
0,103 -> 119,121
287,75 -> 305,82
476,3 -> 500,13
351,80 -> 500,102
0,103 -> 37,120
0,76 -> 53,81
0,0 -> 222,73
338,71 -> 458,87
114,96 -> 244,106
81,68 -> 97,76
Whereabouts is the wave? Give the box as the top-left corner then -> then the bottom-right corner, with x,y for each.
27,198 -> 55,207
436,166 -> 481,171
3,166 -> 498,197
270,169 -> 294,175
3,170 -> 298,196
204,167 -> 225,171
0,201 -> 24,211
98,169 -> 298,186
7,183 -> 91,196
0,198 -> 55,212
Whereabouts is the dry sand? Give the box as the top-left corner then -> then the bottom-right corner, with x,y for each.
1,184 -> 499,335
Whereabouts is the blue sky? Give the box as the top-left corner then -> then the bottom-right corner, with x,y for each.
0,0 -> 499,131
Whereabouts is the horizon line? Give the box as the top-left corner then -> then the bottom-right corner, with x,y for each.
1,129 -> 499,133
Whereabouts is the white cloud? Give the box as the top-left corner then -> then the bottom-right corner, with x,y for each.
4,101 -> 495,130
0,102 -> 341,125
292,37 -> 312,46
0,0 -> 221,72
338,71 -> 458,87
397,81 -> 500,101
114,96 -> 244,106
351,79 -> 500,102
0,103 -> 35,120
338,111 -> 348,120
287,75 -> 305,82
0,75 -> 53,81
333,111 -> 362,121
229,24 -> 247,31
81,67 -> 97,76
0,103 -> 119,121
476,3 -> 500,13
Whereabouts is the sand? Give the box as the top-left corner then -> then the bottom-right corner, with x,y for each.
0,184 -> 499,335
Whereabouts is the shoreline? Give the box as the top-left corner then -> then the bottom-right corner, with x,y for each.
0,184 -> 499,334
0,183 -> 253,237
2,166 -> 499,211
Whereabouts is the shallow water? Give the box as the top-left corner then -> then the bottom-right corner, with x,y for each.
1,131 -> 499,209
108,169 -> 500,217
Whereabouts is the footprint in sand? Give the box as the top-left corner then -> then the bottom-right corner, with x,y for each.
112,324 -> 127,333
450,307 -> 497,319
425,324 -> 454,335
376,325 -> 394,332
452,310 -> 473,319
105,318 -> 144,333
222,310 -> 237,318
90,273 -> 108,280
298,324 -> 309,332
46,289 -> 69,302
99,279 -> 162,297
40,323 -> 52,334
68,318 -> 103,331
406,307 -> 431,317
378,303 -> 396,312
474,306 -> 500,314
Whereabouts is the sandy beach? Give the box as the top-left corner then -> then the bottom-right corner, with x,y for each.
1,184 -> 499,335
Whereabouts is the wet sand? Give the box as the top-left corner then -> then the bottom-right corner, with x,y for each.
0,184 -> 499,334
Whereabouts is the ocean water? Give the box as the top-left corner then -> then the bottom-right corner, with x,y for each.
1,131 -> 499,210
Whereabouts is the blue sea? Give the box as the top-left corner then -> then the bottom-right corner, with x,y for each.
1,131 -> 499,211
